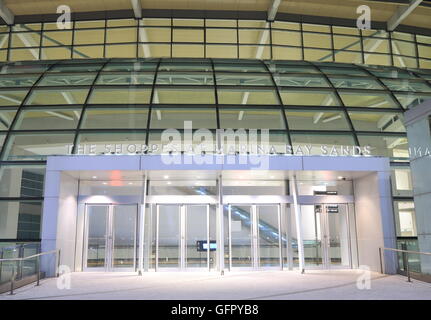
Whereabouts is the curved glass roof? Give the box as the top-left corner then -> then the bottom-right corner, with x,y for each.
1,18 -> 430,69
0,58 -> 430,164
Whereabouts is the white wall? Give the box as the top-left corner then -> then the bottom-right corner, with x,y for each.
41,171 -> 79,276
354,172 -> 397,273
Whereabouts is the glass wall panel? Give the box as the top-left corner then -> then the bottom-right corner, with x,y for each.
150,107 -> 217,129
348,111 -> 405,132
154,87 -> 215,104
0,90 -> 29,106
14,108 -> 81,130
26,88 -> 90,105
158,72 -> 214,86
38,74 -> 97,86
230,205 -> 253,268
391,167 -> 413,197
0,166 -> 45,198
97,73 -> 155,85
158,205 -> 180,269
0,134 -> 5,153
112,205 -> 136,268
216,73 -> 272,86
0,201 -> 42,240
280,89 -> 340,106
394,201 -> 417,237
329,77 -> 383,90
339,91 -> 400,108
0,75 -> 39,87
42,30 -> 73,46
286,110 -> 350,131
257,205 -> 281,267
2,132 -> 75,160
275,74 -> 329,87
272,30 -> 301,46
300,205 -> 323,266
220,107 -> 285,129
382,79 -> 431,93
394,93 -> 431,110
89,88 -> 152,104
81,107 -> 148,129
0,109 -> 17,130
218,89 -> 278,105
357,134 -> 408,158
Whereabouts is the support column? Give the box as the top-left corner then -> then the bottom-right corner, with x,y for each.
138,176 -> 148,275
217,175 -> 225,272
290,175 -> 305,273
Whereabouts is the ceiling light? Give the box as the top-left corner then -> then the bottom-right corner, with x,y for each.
164,175 -> 169,179
92,176 -> 97,179
167,181 -> 172,185
102,182 -> 107,185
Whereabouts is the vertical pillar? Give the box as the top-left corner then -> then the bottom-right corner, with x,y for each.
138,176 -> 147,275
217,175 -> 225,272
290,175 -> 305,273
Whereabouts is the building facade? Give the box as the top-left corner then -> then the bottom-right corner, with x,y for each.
0,0 -> 430,277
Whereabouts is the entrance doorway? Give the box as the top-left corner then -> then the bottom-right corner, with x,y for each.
155,204 -> 216,271
84,204 -> 138,271
300,204 -> 351,268
228,204 -> 282,270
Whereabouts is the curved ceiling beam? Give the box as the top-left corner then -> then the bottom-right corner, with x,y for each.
387,0 -> 423,31
0,0 -> 13,25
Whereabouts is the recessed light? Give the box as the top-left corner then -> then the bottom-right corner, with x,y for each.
167,181 -> 172,185
338,176 -> 345,180
164,175 -> 169,179
128,182 -> 133,185
92,176 -> 97,179
102,182 -> 107,185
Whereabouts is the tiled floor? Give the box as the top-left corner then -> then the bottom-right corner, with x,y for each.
1,269 -> 431,300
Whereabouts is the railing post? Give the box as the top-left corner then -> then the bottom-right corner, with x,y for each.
10,263 -> 16,295
401,243 -> 411,282
36,255 -> 40,286
379,247 -> 384,274
0,250 -> 3,282
56,250 -> 61,277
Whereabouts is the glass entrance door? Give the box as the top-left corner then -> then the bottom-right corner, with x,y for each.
300,204 -> 351,269
85,204 -> 137,271
228,204 -> 282,270
156,204 -> 214,271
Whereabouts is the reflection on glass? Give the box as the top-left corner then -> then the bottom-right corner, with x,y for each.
112,205 -> 136,268
301,205 -> 323,266
158,205 -> 180,268
230,205 -> 252,267
327,204 -> 350,267
86,205 -> 108,268
186,205 -> 208,268
257,205 -> 280,267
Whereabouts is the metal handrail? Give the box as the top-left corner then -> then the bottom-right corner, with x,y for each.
0,249 -> 60,295
0,243 -> 40,254
379,247 -> 431,283
0,249 -> 59,263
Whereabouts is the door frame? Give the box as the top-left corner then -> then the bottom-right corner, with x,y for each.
154,203 -> 213,272
227,203 -> 282,271
304,203 -> 352,270
83,203 -> 138,272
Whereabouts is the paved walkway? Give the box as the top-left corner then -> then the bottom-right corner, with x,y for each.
1,270 -> 431,300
